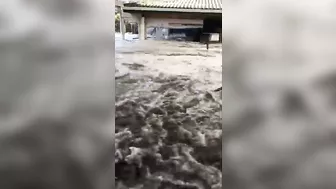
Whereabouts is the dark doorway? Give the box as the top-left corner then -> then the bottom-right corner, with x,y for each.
168,28 -> 203,42
203,16 -> 222,42
203,16 -> 222,33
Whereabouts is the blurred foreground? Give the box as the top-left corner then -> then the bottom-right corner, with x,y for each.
0,0 -> 114,189
222,0 -> 336,189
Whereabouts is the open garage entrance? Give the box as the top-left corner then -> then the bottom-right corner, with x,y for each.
121,1 -> 222,43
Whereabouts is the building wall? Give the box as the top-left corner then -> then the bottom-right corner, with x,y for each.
123,12 -> 141,23
146,18 -> 203,28
123,10 -> 221,40
145,12 -> 207,28
144,12 -> 205,19
124,11 -> 220,26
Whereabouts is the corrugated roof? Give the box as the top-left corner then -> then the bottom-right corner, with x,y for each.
124,0 -> 222,10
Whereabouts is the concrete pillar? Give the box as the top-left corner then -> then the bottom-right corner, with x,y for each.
120,7 -> 125,40
140,15 -> 146,40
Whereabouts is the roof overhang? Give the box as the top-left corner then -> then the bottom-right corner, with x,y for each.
123,6 -> 222,14
116,0 -> 123,7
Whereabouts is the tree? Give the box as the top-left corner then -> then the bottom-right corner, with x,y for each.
115,13 -> 121,32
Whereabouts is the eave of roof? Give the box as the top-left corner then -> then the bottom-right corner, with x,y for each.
123,0 -> 222,12
123,6 -> 222,13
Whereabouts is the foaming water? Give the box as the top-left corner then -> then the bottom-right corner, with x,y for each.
115,38 -> 222,188
115,74 -> 222,189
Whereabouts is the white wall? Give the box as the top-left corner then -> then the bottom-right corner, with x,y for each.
146,18 -> 203,28
123,12 -> 141,23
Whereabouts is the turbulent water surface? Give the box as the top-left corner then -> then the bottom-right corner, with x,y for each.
115,37 -> 222,189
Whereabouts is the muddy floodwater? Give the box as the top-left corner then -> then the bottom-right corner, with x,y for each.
115,35 -> 222,189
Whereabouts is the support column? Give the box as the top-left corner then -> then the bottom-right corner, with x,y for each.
120,6 -> 125,40
140,15 -> 146,40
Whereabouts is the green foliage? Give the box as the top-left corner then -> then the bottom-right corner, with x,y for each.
115,13 -> 120,32
115,13 -> 120,21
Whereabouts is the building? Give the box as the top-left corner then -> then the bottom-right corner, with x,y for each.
122,0 -> 222,42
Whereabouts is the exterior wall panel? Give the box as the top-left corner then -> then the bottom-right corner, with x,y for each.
123,12 -> 141,23
145,12 -> 204,19
146,18 -> 203,28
